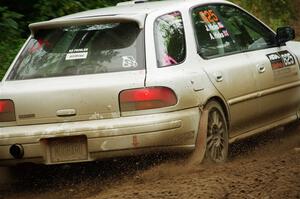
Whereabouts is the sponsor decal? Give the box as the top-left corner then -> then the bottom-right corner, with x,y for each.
279,51 -> 296,66
217,22 -> 224,29
204,22 -> 225,32
267,50 -> 295,70
66,48 -> 88,60
199,9 -> 230,40
122,56 -> 138,68
209,32 -> 224,40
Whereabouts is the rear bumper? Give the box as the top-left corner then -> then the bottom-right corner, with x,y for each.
0,108 -> 200,165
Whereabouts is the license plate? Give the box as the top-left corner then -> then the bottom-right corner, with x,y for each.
47,136 -> 88,163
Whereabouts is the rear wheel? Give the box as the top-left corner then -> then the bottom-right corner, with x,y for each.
205,101 -> 228,163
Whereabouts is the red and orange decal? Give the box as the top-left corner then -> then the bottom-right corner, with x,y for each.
199,9 -> 219,23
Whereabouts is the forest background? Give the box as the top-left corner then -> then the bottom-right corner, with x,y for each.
0,0 -> 299,79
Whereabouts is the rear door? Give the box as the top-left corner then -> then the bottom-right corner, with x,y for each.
1,21 -> 145,126
191,5 -> 261,137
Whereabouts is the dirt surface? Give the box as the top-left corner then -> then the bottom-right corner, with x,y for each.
0,123 -> 299,199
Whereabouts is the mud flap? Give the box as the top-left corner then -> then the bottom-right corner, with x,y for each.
187,108 -> 209,166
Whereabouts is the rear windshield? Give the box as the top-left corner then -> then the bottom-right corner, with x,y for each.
8,22 -> 144,80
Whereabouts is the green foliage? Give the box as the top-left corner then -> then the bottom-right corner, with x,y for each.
0,39 -> 25,79
32,0 -> 123,22
0,7 -> 23,38
231,0 -> 296,30
0,0 -> 298,80
0,6 -> 24,79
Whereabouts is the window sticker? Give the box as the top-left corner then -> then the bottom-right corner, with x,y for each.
122,56 -> 138,68
204,22 -> 225,32
66,48 -> 88,60
209,31 -> 229,40
217,22 -> 224,29
198,9 -> 230,40
199,9 -> 219,23
267,50 -> 295,70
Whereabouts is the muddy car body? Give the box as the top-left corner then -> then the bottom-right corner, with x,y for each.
0,0 -> 300,165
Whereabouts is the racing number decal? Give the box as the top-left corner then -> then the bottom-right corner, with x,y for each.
267,50 -> 295,70
199,9 -> 219,23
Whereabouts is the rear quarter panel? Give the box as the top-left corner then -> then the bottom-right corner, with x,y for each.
141,4 -> 226,115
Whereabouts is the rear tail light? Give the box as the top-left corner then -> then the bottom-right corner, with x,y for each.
119,87 -> 177,112
0,100 -> 16,122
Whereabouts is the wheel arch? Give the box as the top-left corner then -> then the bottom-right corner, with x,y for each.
205,96 -> 230,130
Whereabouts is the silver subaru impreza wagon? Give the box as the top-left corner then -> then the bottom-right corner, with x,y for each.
1,0 -> 300,165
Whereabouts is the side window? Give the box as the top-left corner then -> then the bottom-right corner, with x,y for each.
154,11 -> 186,67
192,6 -> 238,58
216,5 -> 276,51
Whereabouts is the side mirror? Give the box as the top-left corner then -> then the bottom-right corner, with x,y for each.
276,27 -> 295,46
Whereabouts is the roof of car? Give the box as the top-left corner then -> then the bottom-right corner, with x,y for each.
54,0 -> 228,20
29,0 -> 230,32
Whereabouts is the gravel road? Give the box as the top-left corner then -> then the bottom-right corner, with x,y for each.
0,123 -> 299,199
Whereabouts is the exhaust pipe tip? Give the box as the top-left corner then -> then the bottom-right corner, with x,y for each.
9,144 -> 24,159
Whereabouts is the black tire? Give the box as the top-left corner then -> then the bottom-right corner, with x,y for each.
205,101 -> 229,163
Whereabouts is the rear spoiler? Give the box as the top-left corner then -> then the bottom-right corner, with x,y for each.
29,14 -> 145,35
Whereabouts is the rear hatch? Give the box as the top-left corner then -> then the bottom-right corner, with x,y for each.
1,19 -> 145,126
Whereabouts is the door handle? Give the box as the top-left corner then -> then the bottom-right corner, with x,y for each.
216,75 -> 223,82
257,64 -> 266,73
213,72 -> 223,82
